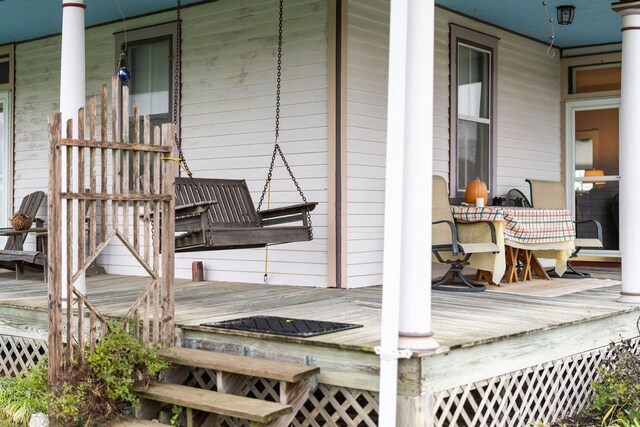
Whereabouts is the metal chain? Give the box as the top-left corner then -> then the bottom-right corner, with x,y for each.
256,0 -> 312,238
173,0 -> 192,179
170,0 -> 214,244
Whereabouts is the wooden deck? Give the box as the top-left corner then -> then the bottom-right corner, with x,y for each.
0,266 -> 635,395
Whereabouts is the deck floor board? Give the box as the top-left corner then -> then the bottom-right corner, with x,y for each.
0,267 -> 630,353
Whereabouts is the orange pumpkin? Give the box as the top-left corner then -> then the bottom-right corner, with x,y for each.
465,178 -> 488,205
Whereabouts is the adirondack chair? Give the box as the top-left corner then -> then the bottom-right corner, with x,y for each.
169,177 -> 318,252
0,191 -> 46,280
526,179 -> 603,278
432,175 -> 500,292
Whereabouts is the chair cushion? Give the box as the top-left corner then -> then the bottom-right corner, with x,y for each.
575,237 -> 603,249
458,241 -> 499,254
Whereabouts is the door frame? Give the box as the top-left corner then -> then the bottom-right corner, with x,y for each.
0,90 -> 11,227
564,96 -> 621,258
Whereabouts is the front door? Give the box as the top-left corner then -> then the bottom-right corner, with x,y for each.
566,98 -> 620,256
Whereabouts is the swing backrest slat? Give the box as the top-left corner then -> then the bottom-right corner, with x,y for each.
175,177 -> 258,228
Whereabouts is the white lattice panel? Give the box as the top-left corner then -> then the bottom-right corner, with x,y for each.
0,336 -> 47,377
188,368 -> 380,426
433,338 -> 639,426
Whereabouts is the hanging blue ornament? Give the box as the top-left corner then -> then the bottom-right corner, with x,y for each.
117,44 -> 131,83
118,66 -> 131,82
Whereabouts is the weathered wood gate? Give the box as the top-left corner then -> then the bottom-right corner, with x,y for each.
47,77 -> 175,386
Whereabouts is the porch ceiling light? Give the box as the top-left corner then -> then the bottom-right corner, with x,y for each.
556,5 -> 575,25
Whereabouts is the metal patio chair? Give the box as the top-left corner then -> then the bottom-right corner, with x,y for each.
432,175 -> 499,292
526,179 -> 603,278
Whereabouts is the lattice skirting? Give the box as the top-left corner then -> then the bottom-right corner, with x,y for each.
0,335 -> 48,377
4,333 -> 636,426
433,337 -> 640,427
187,368 -> 380,427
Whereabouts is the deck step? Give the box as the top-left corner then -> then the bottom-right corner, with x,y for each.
136,383 -> 292,424
159,347 -> 319,382
106,417 -> 163,426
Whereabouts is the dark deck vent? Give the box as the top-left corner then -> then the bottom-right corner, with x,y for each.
201,315 -> 362,337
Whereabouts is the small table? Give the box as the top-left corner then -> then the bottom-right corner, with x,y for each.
0,227 -> 48,279
451,206 -> 575,284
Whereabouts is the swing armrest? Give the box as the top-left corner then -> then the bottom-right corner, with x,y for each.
257,202 -> 318,226
175,201 -> 217,218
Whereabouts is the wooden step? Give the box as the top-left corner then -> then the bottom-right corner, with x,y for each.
106,416 -> 164,426
159,347 -> 319,383
136,383 -> 292,424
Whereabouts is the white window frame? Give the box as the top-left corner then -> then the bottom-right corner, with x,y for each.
565,96 -> 620,258
115,23 -> 178,190
115,22 -> 178,130
449,25 -> 498,201
0,91 -> 12,227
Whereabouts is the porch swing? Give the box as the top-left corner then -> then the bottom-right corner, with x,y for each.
167,0 -> 317,252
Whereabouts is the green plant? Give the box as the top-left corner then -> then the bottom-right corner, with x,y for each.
607,418 -> 640,427
591,340 -> 640,425
88,321 -> 168,407
170,405 -> 183,426
0,320 -> 168,426
0,360 -> 48,425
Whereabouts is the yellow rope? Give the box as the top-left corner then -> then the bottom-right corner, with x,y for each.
161,157 -> 191,176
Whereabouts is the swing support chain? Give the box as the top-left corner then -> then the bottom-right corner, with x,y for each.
256,0 -> 313,240
170,0 -> 215,246
173,0 -> 191,178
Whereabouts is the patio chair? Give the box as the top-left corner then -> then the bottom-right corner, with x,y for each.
526,179 -> 603,278
432,175 -> 499,292
0,191 -> 46,280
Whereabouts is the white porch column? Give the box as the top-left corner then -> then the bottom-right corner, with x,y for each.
60,0 -> 86,298
378,0 -> 438,425
396,0 -> 438,351
615,2 -> 640,303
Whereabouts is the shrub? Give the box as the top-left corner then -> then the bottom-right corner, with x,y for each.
0,320 -> 168,426
590,339 -> 640,425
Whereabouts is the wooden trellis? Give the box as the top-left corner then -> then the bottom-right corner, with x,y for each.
47,76 -> 175,387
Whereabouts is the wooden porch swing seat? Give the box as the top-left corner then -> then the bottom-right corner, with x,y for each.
172,177 -> 317,252
0,191 -> 47,280
526,179 -> 603,278
432,176 -> 500,292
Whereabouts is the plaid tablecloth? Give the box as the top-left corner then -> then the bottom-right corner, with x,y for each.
451,206 -> 575,244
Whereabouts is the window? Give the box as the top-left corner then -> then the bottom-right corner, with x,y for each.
0,92 -> 11,227
450,25 -> 498,200
0,44 -> 13,91
115,23 -> 177,189
570,63 -> 621,94
0,45 -> 14,227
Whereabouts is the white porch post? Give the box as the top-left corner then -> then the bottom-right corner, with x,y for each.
378,0 -> 438,425
395,0 -> 437,352
60,0 -> 86,298
615,1 -> 640,303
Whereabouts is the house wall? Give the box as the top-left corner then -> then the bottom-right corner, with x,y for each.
344,0 -> 390,288
344,4 -> 562,287
13,0 -> 330,286
10,1 -> 562,288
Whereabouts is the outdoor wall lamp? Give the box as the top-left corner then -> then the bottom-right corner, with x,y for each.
556,5 -> 576,25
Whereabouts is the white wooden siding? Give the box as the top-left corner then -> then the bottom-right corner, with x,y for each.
178,0 -> 328,287
435,9 -> 562,196
12,0 -> 329,286
11,1 -> 562,288
344,4 -> 562,287
345,0 -> 390,288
